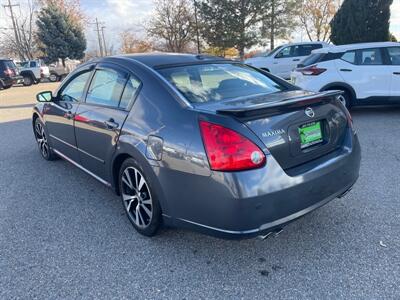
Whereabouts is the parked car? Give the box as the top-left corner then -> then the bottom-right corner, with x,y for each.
18,60 -> 50,86
49,59 -> 80,82
244,42 -> 329,79
0,58 -> 23,89
32,54 -> 360,238
291,42 -> 400,108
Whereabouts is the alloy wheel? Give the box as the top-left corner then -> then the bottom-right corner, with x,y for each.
121,166 -> 153,228
35,120 -> 49,158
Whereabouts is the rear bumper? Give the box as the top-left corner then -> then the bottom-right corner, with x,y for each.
167,128 -> 361,239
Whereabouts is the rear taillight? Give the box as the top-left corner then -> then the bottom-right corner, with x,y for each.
300,65 -> 326,76
199,120 -> 266,171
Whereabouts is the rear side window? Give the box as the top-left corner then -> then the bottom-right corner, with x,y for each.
60,71 -> 91,102
86,69 -> 126,108
299,44 -> 323,56
120,76 -> 141,109
341,51 -> 356,64
358,48 -> 383,65
30,61 -> 37,68
387,47 -> 400,65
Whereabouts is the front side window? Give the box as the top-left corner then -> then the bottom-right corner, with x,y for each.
276,46 -> 292,58
86,69 -> 126,108
60,71 -> 91,102
358,48 -> 383,65
387,47 -> 400,65
158,63 -> 285,104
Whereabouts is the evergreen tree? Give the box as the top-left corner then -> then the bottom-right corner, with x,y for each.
261,0 -> 299,50
330,0 -> 393,45
36,4 -> 86,66
198,0 -> 269,59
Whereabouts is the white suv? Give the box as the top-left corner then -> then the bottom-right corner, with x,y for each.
291,42 -> 400,108
245,42 -> 329,79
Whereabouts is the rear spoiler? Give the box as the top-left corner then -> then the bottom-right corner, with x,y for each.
216,90 -> 343,118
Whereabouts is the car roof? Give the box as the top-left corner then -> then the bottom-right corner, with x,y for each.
279,41 -> 330,47
313,42 -> 400,54
114,53 -> 230,69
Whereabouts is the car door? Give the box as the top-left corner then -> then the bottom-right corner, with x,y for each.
335,48 -> 391,99
44,68 -> 93,161
74,63 -> 141,181
272,45 -> 294,78
385,46 -> 400,97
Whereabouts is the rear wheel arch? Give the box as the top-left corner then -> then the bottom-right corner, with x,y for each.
320,82 -> 356,99
111,149 -> 169,217
320,83 -> 356,106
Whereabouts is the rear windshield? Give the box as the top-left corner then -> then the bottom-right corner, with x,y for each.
301,53 -> 324,67
157,63 -> 285,103
1,60 -> 17,70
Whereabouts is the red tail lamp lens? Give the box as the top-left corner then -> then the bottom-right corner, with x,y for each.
199,120 -> 266,171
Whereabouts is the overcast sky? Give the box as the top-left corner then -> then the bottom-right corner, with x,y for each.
81,0 -> 400,52
1,0 -> 399,54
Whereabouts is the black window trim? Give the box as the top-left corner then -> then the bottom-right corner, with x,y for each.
83,62 -> 143,111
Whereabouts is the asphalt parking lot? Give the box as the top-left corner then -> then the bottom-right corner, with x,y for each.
1,83 -> 399,299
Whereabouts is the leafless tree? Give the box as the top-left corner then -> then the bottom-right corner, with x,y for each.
299,0 -> 341,42
120,30 -> 153,54
146,0 -> 195,52
0,0 -> 38,60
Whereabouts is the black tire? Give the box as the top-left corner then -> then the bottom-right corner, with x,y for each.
119,158 -> 162,237
23,75 -> 33,86
33,117 -> 57,161
335,89 -> 352,109
3,84 -> 12,89
49,73 -> 59,82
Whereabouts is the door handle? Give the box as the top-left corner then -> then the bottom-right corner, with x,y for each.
340,69 -> 352,72
293,59 -> 300,61
104,118 -> 119,129
393,72 -> 400,75
65,111 -> 73,119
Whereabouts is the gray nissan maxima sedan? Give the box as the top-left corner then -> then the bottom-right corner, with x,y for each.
32,53 -> 361,239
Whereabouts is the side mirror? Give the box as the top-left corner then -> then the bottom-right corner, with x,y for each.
275,52 -> 283,59
36,91 -> 53,102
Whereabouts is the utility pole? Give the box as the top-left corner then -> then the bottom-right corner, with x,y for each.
92,18 -> 104,57
3,0 -> 23,60
193,0 -> 201,54
101,26 -> 107,56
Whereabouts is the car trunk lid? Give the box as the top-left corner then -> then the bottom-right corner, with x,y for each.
196,90 -> 349,170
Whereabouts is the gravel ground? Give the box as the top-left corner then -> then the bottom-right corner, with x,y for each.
1,84 -> 399,299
